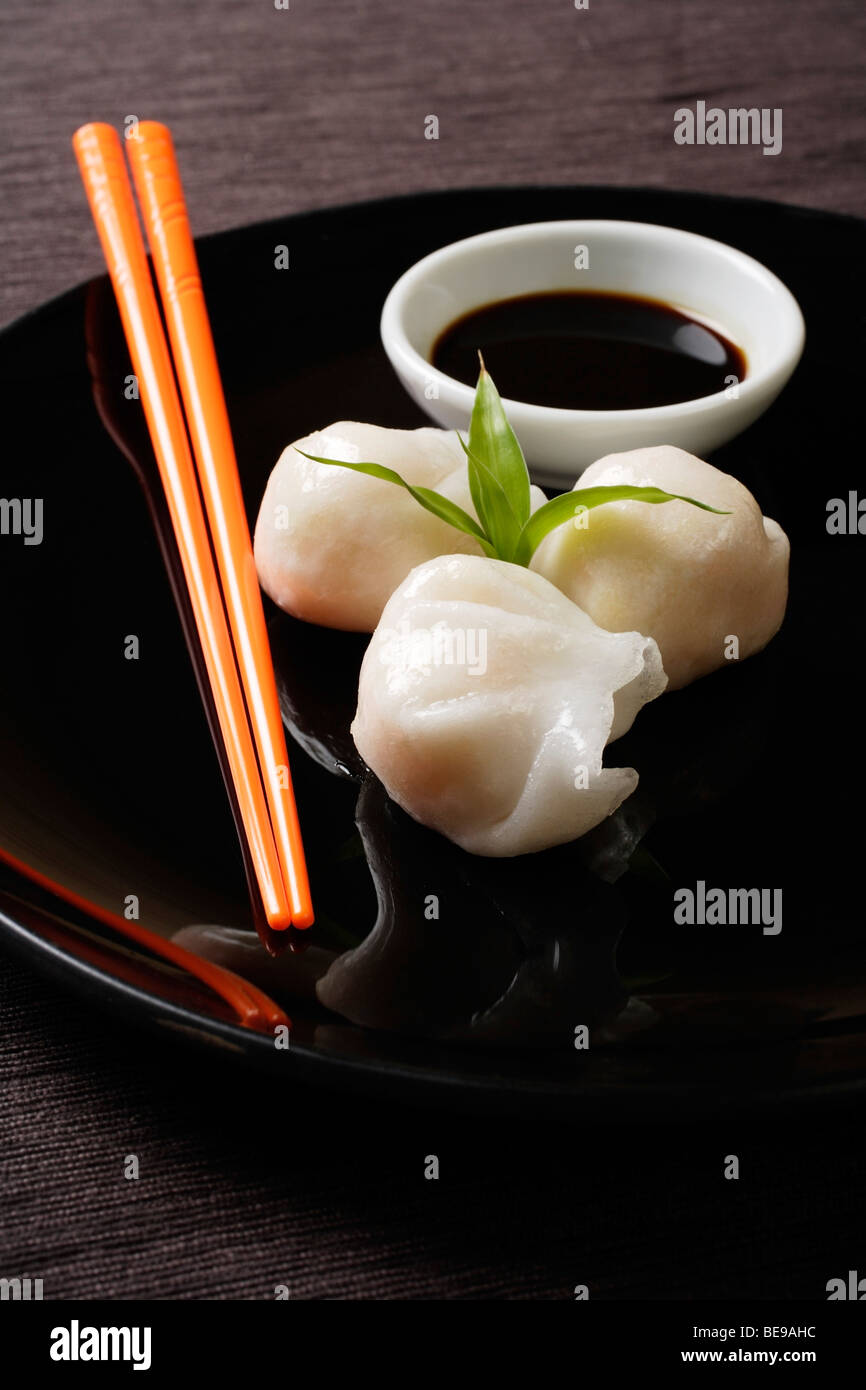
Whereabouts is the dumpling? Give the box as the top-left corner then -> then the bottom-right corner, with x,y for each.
531,445 -> 789,690
254,423 -> 472,632
254,421 -> 546,632
351,554 -> 667,857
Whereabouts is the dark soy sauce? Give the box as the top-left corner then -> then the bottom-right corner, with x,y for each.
432,290 -> 747,411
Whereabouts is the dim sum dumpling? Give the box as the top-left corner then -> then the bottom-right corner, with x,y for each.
254,422 -> 546,632
531,445 -> 789,690
352,554 -> 667,857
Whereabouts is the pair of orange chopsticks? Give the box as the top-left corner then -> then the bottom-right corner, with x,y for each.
73,121 -> 312,930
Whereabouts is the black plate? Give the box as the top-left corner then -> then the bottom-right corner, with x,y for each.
1,185 -> 865,1117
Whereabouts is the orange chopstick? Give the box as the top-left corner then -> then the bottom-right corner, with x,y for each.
126,122 -> 313,929
73,123 -> 292,930
0,842 -> 290,1033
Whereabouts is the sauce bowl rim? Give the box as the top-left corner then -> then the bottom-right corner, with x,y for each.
380,218 -> 806,422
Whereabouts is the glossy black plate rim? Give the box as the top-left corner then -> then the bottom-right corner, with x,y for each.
2,183 -> 865,1120
5,181 -> 865,345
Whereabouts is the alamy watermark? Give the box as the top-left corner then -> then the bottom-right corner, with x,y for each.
0,498 -> 43,545
826,492 -> 866,534
674,881 -> 782,935
674,102 -> 782,156
827,1270 -> 866,1299
0,1276 -> 43,1300
50,1321 -> 151,1371
379,618 -> 488,676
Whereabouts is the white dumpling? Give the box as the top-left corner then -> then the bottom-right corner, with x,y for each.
254,422 -> 547,632
352,554 -> 667,857
531,445 -> 789,690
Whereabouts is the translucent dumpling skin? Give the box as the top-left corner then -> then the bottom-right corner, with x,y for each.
254,422 -> 546,632
531,445 -> 789,690
352,554 -> 667,857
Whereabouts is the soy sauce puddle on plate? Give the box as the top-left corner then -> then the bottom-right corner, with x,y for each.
432,290 -> 747,410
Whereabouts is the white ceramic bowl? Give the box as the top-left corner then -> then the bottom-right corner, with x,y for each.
380,220 -> 805,485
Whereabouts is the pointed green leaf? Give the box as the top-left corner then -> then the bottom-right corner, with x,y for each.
458,431 -> 490,543
468,359 -> 532,529
456,432 -> 521,562
297,451 -> 498,557
513,485 -> 730,567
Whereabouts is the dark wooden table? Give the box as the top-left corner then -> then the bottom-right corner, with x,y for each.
2,0 -> 865,1300
2,0 -> 865,328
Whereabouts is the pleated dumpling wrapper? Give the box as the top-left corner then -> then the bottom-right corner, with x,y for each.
352,554 -> 667,858
531,445 -> 789,691
254,421 -> 547,632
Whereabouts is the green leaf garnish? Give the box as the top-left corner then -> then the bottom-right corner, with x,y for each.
511,485 -> 729,567
297,452 -> 497,556
298,363 -> 730,566
456,432 -> 522,562
468,355 -> 532,530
